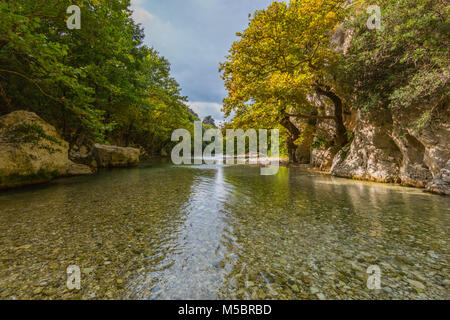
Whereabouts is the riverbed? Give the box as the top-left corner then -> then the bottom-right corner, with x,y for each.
0,161 -> 448,299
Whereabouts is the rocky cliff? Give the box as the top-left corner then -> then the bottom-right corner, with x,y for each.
330,103 -> 449,195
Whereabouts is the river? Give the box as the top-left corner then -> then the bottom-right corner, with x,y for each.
0,161 -> 448,299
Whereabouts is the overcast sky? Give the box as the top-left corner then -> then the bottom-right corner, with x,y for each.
130,0 -> 272,122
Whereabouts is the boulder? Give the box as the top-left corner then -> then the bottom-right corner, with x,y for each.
92,144 -> 140,168
427,161 -> 450,195
66,162 -> 94,176
311,147 -> 335,171
0,110 -> 92,189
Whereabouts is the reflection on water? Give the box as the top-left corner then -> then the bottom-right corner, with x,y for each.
0,161 -> 448,299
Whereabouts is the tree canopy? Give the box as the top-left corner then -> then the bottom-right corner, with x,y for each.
221,0 -> 449,162
220,0 -> 349,162
338,0 -> 449,129
0,0 -> 196,154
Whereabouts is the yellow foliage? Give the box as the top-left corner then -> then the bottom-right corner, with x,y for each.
220,0 -> 347,127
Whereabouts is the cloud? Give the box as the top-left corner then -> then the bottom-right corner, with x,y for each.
130,0 -> 154,24
129,0 -> 273,123
187,101 -> 224,121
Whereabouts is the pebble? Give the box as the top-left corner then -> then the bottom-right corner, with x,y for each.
310,287 -> 319,294
406,279 -> 425,290
0,164 -> 447,300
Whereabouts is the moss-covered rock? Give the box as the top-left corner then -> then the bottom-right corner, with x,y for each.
0,111 -> 92,189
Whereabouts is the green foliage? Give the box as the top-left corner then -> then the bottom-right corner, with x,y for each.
220,0 -> 350,161
0,0 -> 195,154
221,0 -> 348,120
7,124 -> 59,144
339,0 -> 449,115
311,135 -> 330,150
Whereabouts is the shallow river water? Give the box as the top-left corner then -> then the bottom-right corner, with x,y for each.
0,161 -> 448,300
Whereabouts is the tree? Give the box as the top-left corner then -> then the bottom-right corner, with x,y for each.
220,0 -> 349,163
202,115 -> 216,128
0,0 -> 195,155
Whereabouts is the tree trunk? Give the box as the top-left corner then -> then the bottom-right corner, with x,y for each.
125,122 -> 133,147
280,113 -> 301,163
315,86 -> 348,147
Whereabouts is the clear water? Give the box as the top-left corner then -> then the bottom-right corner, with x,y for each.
0,161 -> 448,299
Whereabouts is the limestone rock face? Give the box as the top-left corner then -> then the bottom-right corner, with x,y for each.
0,111 -> 92,189
331,109 -> 402,183
92,144 -> 140,168
311,147 -> 335,171
331,104 -> 449,189
427,161 -> 450,195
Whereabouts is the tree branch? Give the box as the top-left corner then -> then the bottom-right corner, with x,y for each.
0,69 -> 63,106
286,112 -> 335,120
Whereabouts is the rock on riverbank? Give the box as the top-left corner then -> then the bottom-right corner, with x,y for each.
0,111 -> 93,189
427,161 -> 450,196
92,144 -> 140,168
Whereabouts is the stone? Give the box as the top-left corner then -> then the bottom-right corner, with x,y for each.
33,287 -> 43,295
310,286 -> 319,294
83,267 -> 94,275
291,284 -> 300,293
427,161 -> 450,195
311,147 -> 335,171
406,279 -> 425,290
66,162 -> 94,176
92,144 -> 140,168
0,111 -> 93,189
316,293 -> 325,300
331,109 -> 402,183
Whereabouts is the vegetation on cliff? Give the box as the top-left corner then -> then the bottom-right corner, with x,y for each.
339,0 -> 449,128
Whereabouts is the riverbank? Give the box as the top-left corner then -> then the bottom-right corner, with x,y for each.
0,110 -> 447,196
0,111 -> 141,191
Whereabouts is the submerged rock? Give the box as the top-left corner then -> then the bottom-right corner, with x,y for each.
66,162 -> 94,176
0,111 -> 92,189
93,144 -> 140,168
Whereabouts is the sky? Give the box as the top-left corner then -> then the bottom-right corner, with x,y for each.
130,0 -> 273,123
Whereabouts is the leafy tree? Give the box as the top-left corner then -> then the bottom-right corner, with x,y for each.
220,0 -> 349,163
0,0 -> 195,155
202,115 -> 216,128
